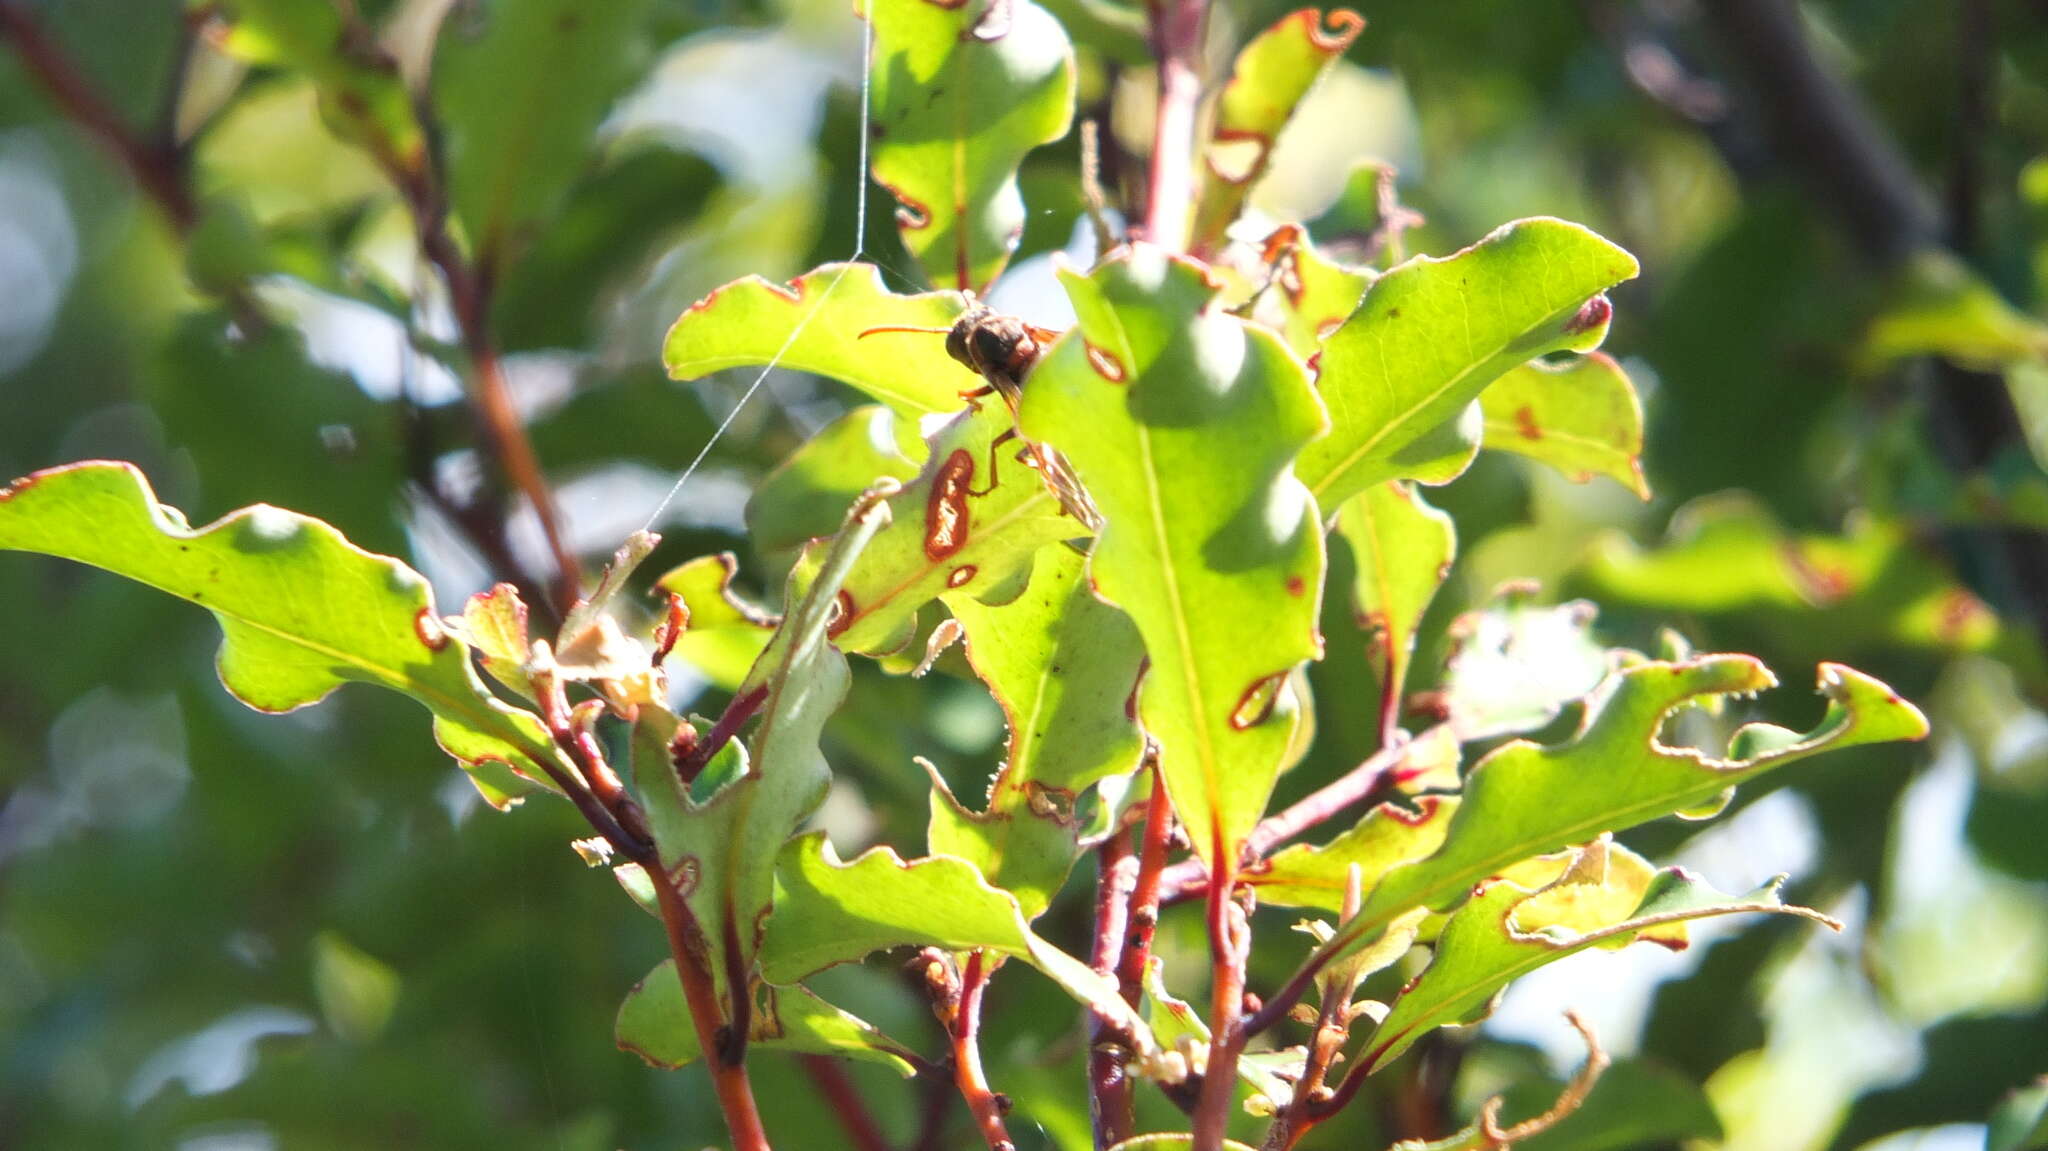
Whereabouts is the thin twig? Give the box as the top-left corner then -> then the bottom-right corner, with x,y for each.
921,949 -> 1017,1151
1159,728 -> 1437,904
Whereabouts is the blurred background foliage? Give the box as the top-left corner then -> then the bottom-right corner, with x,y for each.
0,1 -> 2045,1149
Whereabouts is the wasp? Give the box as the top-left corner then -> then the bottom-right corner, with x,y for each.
862,303 -> 1103,532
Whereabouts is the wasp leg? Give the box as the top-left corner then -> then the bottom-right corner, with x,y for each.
958,383 -> 998,411
969,427 -> 1020,497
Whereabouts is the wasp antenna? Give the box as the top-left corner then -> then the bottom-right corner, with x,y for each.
858,324 -> 954,339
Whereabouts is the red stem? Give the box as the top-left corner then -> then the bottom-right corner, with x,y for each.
797,1056 -> 893,1151
954,951 -> 1017,1151
653,878 -> 774,1151
1116,768 -> 1175,1012
1088,828 -> 1138,1148
1143,0 -> 1210,251
1190,841 -> 1247,1151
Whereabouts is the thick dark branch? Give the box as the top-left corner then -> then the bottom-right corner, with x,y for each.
1706,0 -> 1938,264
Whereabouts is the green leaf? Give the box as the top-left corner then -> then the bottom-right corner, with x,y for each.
631,493 -> 891,1006
1248,228 -> 1375,360
759,833 -> 1153,1046
749,406 -> 925,556
1582,494 -> 2010,658
1316,654 -> 1927,968
616,959 -> 917,1076
217,0 -> 423,159
0,461 -> 566,808
1860,249 -> 2048,373
434,0 -> 652,268
312,931 -> 401,1044
1479,353 -> 1650,499
1440,589 -> 1611,741
931,543 -> 1146,919
1334,481 -> 1455,739
1300,219 -> 1639,507
1249,794 -> 1459,912
449,583 -> 534,700
866,0 -> 1076,291
664,263 -> 971,416
1019,245 -> 1327,866
495,145 -> 720,352
1989,1081 -> 2048,1151
830,401 -> 1082,655
653,554 -> 777,691
1189,10 -> 1366,253
1361,842 -> 1833,1073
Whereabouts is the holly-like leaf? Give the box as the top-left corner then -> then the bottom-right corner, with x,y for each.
1479,353 -> 1650,498
1189,10 -> 1366,254
0,462 -> 562,807
1860,249 -> 2048,373
652,554 -> 777,691
1582,493 -> 2006,657
616,959 -> 917,1076
1440,589 -> 1612,742
1300,219 -> 1639,507
1335,481 -> 1455,742
830,401 -> 1082,656
1249,795 -> 1460,913
759,833 -> 1153,1047
749,405 -> 925,556
631,493 -> 892,1009
1019,245 -> 1327,867
664,264 -> 970,416
1360,842 -> 1834,1074
1314,655 -> 1927,968
434,0 -> 652,269
866,0 -> 1075,291
931,544 -> 1146,918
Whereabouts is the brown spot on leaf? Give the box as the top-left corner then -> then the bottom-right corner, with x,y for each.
1386,307 -> 1401,319
1563,295 -> 1612,335
947,565 -> 978,588
1934,587 -> 1994,644
891,187 -> 933,230
1384,795 -> 1442,826
413,607 -> 449,651
827,590 -> 856,637
1229,673 -> 1288,731
1302,8 -> 1365,51
1514,405 -> 1543,441
1084,341 -> 1127,383
925,449 -> 975,560
1286,575 -> 1307,597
